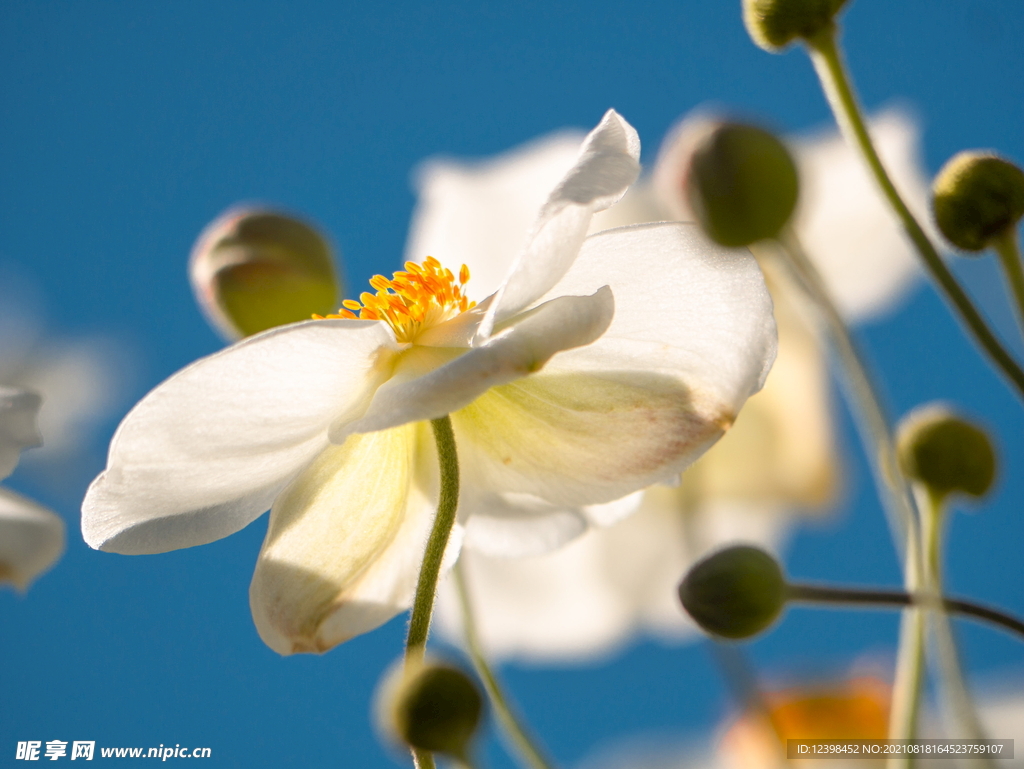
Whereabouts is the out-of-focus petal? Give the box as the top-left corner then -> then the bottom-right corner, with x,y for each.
0,386 -> 42,480
406,133 -> 585,299
480,110 -> 641,335
436,486 -> 792,663
460,491 -> 588,557
332,288 -> 614,441
82,320 -> 399,554
0,487 -> 65,591
541,223 -> 778,417
250,422 -> 442,654
792,108 -> 927,321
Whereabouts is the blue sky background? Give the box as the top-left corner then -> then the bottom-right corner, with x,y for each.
2,1 -> 1023,766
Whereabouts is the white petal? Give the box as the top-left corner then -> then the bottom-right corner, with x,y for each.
685,258 -> 836,509
582,489 -> 646,528
461,491 -> 588,557
541,222 -> 778,425
450,368 -> 720,512
792,108 -> 927,321
250,423 -> 442,654
0,386 -> 42,480
480,110 -> 641,336
332,288 -> 613,441
406,132 -> 585,299
82,320 -> 399,554
0,486 -> 65,591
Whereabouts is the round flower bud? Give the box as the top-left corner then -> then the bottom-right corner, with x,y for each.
189,207 -> 340,340
686,123 -> 799,247
932,152 -> 1024,252
743,0 -> 850,52
386,662 -> 483,760
896,405 -> 996,501
678,545 -> 787,640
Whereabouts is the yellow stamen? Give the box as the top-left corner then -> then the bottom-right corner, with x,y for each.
314,257 -> 476,343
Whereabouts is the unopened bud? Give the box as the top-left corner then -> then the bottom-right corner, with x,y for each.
932,152 -> 1024,252
896,405 -> 996,501
189,208 -> 340,340
385,661 -> 483,760
678,545 -> 787,639
743,0 -> 849,52
686,123 -> 799,247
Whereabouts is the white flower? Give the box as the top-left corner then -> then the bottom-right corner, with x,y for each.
81,111 -> 778,655
431,109 -> 926,662
0,385 -> 65,591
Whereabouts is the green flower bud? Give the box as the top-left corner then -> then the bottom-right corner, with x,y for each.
686,122 -> 799,247
896,405 -> 996,501
189,207 -> 340,340
678,545 -> 787,640
386,661 -> 483,760
743,0 -> 849,52
932,152 -> 1024,252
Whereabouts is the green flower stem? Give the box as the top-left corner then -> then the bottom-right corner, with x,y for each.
785,582 -> 1024,641
915,487 -> 992,767
805,28 -> 1024,402
405,416 -> 462,769
993,229 -> 1024,339
770,231 -> 927,764
454,561 -> 558,769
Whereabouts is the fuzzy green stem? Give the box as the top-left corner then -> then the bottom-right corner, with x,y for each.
454,562 -> 558,769
915,487 -> 992,767
993,229 -> 1024,340
405,416 -> 461,769
805,28 -> 1024,402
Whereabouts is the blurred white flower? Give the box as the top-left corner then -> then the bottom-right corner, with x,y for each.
0,385 -> 65,591
652,107 -> 930,322
82,111 -> 777,656
0,272 -> 126,470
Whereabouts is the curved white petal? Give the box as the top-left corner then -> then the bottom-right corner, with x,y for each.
480,110 -> 641,336
685,259 -> 836,508
451,368 -> 719,514
792,108 -> 927,321
0,386 -> 42,480
461,491 -> 588,557
0,486 -> 65,591
406,132 -> 585,299
82,320 -> 399,554
332,288 -> 614,441
250,423 -> 442,655
542,222 -> 778,421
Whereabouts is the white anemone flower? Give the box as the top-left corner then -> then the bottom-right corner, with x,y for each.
0,385 -> 65,591
81,110 -> 778,656
429,109 -> 928,662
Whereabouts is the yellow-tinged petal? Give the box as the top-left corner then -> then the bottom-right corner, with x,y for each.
453,370 -> 726,516
250,422 -> 441,655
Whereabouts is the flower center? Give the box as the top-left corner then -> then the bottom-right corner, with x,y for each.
314,257 -> 475,344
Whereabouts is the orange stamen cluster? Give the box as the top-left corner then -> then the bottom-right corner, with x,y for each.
314,256 -> 475,343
